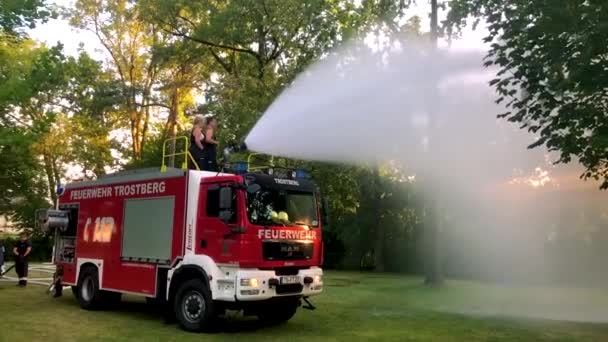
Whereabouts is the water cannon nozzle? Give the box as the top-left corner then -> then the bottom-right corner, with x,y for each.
235,142 -> 248,152
223,141 -> 248,159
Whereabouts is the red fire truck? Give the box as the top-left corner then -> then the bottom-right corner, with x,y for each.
40,150 -> 326,331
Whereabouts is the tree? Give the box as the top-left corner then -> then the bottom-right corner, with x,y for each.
151,40 -> 211,166
69,0 -> 164,160
0,127 -> 51,229
417,0 -> 445,286
0,0 -> 52,35
0,38 -> 113,226
446,0 -> 608,189
141,0 -> 412,142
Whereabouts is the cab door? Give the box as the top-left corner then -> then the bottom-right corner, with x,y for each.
195,182 -> 240,263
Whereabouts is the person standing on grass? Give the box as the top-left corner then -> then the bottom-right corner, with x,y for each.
52,267 -> 63,298
13,232 -> 31,287
0,239 -> 5,277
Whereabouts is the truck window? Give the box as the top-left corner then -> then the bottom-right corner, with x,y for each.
206,187 -> 237,223
206,189 -> 220,217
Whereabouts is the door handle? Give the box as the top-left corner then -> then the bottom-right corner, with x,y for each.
223,226 -> 245,239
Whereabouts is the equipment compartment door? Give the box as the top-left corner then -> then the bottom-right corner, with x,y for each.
121,197 -> 175,264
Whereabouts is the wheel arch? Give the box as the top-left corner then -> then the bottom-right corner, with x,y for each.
76,258 -> 104,288
168,265 -> 210,304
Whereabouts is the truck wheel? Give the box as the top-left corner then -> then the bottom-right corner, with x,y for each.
174,279 -> 215,332
77,267 -> 103,310
257,298 -> 299,325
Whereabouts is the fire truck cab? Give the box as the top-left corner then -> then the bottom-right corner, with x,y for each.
45,159 -> 325,331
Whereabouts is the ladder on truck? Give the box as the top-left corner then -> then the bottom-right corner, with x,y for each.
161,136 -> 199,172
160,135 -> 282,175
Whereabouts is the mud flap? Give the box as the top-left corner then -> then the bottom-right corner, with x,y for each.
302,296 -> 316,310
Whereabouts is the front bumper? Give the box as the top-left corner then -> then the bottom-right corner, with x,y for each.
233,267 -> 323,301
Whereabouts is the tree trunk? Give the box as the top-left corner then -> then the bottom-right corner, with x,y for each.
130,111 -> 141,160
424,0 -> 444,286
424,199 -> 444,286
141,105 -> 151,155
42,153 -> 57,208
372,167 -> 385,272
430,0 -> 438,46
167,85 -> 179,168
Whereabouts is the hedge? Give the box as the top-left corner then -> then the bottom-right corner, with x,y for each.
0,235 -> 53,263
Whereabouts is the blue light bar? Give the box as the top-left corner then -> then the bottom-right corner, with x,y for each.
294,169 -> 310,179
234,161 -> 249,174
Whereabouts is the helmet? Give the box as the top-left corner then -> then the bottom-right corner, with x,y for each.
278,211 -> 289,222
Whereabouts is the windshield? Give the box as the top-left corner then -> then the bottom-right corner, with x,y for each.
247,187 -> 319,227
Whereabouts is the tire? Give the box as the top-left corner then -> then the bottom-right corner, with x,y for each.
77,267 -> 103,310
257,298 -> 299,325
173,279 -> 215,332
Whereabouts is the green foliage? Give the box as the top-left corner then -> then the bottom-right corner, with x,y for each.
0,38 -> 114,228
1,0 -> 427,273
136,0 -> 427,271
1,234 -> 53,261
0,0 -> 52,35
447,0 -> 608,189
70,0 -> 164,159
140,0 -> 415,143
307,162 -> 422,271
124,124 -> 175,170
0,127 -> 50,229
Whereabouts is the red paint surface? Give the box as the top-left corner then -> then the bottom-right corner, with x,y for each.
195,176 -> 322,269
56,172 -> 322,297
57,175 -> 187,294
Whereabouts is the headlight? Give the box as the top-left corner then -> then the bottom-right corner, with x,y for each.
240,278 -> 260,288
314,275 -> 322,283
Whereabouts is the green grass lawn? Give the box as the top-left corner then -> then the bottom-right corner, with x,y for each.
1,268 -> 608,341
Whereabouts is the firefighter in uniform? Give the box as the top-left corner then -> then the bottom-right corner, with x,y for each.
13,232 -> 31,287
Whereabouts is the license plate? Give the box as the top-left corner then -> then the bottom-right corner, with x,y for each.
280,276 -> 301,285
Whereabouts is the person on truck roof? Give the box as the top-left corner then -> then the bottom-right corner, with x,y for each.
201,115 -> 219,171
189,115 -> 206,170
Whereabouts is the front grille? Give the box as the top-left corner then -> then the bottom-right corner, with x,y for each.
275,267 -> 309,276
275,283 -> 303,294
262,241 -> 313,261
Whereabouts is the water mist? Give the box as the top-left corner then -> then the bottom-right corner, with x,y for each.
245,39 -> 608,322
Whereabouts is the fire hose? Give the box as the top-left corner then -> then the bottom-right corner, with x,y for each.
0,264 -> 15,277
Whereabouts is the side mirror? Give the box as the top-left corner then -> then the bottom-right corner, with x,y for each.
219,187 -> 233,210
321,198 -> 330,227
